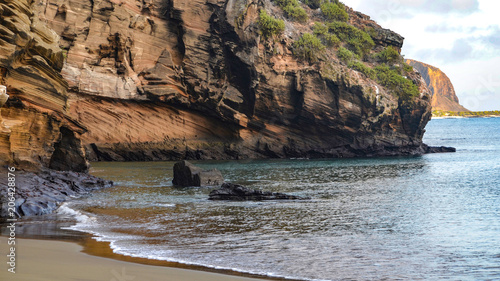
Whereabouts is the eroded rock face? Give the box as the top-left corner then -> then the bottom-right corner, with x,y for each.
406,59 -> 469,112
23,0 -> 433,161
0,0 -> 89,171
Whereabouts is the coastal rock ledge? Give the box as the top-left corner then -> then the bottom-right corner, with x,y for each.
209,183 -> 308,201
0,171 -> 112,219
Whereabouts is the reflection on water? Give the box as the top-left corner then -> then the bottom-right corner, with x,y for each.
63,118 -> 500,280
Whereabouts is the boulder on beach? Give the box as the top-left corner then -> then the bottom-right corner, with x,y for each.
209,183 -> 308,201
172,160 -> 224,187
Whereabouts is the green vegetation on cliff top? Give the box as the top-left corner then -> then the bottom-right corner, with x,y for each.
293,33 -> 326,62
274,0 -> 308,23
258,10 -> 285,39
374,65 -> 420,99
260,0 -> 420,100
321,1 -> 349,22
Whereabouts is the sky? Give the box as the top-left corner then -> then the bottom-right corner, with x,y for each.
343,0 -> 500,111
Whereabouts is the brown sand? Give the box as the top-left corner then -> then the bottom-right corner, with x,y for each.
0,237 -> 271,281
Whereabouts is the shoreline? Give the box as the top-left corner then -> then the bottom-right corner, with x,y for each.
78,234 -> 295,281
432,115 -> 500,119
0,213 -> 305,281
0,235 -> 282,281
0,217 -> 295,281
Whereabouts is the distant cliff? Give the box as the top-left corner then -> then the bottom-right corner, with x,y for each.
0,0 -> 436,170
406,59 -> 468,112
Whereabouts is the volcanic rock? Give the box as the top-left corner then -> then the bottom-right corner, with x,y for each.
26,0 -> 434,161
0,0 -> 447,167
0,170 -> 113,219
209,183 -> 307,201
0,0 -> 89,172
172,161 -> 224,187
425,145 -> 457,153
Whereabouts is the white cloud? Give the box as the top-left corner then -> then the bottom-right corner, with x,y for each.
442,58 -> 500,111
414,38 -> 474,63
345,0 -> 479,21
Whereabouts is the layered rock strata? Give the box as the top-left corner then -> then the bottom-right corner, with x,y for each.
0,0 -> 113,218
0,0 -> 89,171
31,0 -> 434,160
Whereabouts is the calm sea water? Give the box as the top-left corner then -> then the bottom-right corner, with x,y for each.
60,118 -> 500,281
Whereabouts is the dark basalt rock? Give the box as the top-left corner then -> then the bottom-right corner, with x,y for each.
0,170 -> 113,219
172,160 -> 224,187
209,183 -> 308,201
425,146 -> 457,153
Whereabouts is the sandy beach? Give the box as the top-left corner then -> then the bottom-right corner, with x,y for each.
0,236 -> 271,281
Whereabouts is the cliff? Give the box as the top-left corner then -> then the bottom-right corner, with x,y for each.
1,0 -> 435,168
0,0 -> 115,219
406,59 -> 468,112
0,0 -> 88,171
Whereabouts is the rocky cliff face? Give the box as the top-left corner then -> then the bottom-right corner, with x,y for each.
0,0 -> 88,171
1,0 -> 434,166
406,59 -> 468,112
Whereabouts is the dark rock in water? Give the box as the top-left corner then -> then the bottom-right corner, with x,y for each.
425,145 -> 456,153
0,170 -> 113,219
172,160 -> 224,187
209,183 -> 308,201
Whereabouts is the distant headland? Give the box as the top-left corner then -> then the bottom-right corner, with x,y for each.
432,110 -> 500,118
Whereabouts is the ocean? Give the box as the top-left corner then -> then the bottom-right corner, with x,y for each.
59,117 -> 500,280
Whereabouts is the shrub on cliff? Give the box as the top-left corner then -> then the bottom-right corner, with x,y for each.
304,0 -> 322,9
259,10 -> 285,39
364,26 -> 378,39
328,22 -> 374,57
293,33 -> 326,62
377,46 -> 401,64
375,65 -> 420,99
283,4 -> 309,23
349,61 -> 376,79
313,22 -> 340,47
403,63 -> 413,73
324,34 -> 341,47
337,47 -> 358,63
274,0 -> 308,23
321,1 -> 349,22
274,0 -> 298,7
313,22 -> 329,35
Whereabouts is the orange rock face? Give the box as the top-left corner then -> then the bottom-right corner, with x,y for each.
1,0 -> 436,167
0,0 -> 88,171
406,59 -> 468,112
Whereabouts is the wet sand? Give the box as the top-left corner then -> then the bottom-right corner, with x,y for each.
0,236 -> 271,281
